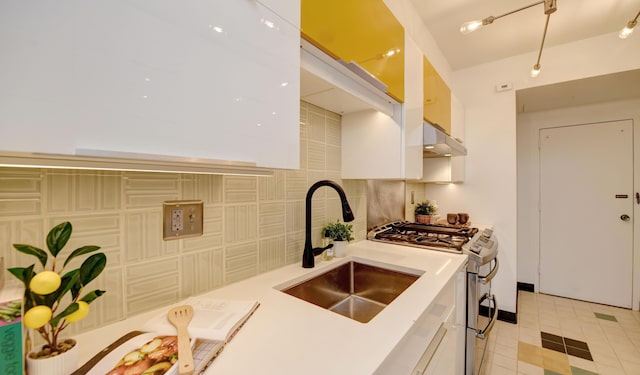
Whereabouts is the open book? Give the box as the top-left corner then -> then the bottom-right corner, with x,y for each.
74,297 -> 259,375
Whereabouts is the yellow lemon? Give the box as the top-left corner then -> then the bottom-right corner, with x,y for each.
30,271 -> 61,295
24,305 -> 52,329
65,301 -> 89,323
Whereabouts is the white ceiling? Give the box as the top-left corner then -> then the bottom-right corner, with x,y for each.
411,0 -> 640,70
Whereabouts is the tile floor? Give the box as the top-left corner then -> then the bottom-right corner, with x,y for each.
481,291 -> 640,374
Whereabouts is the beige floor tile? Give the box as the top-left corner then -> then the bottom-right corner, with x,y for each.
519,326 -> 541,342
621,359 -> 640,374
541,348 -> 571,375
592,351 -> 624,368
490,362 -> 518,375
596,363 -> 627,375
568,355 -> 599,372
518,341 -> 543,367
494,342 -> 518,359
517,360 -> 544,375
493,351 -> 518,371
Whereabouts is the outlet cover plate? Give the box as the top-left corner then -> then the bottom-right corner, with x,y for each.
163,200 -> 204,240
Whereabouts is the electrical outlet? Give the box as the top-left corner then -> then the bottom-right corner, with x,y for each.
163,200 -> 203,240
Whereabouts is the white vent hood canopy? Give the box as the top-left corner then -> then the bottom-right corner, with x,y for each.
300,40 -> 400,117
423,121 -> 467,157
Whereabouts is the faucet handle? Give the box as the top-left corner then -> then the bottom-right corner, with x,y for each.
312,243 -> 334,256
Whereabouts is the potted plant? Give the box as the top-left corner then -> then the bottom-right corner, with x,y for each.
8,221 -> 106,375
415,200 -> 438,224
322,220 -> 354,257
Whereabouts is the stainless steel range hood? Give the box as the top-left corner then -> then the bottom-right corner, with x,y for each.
423,122 -> 467,157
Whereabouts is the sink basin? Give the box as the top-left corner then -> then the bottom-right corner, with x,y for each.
279,260 -> 422,323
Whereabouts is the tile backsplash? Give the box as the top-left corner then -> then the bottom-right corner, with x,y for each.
0,101 -> 367,337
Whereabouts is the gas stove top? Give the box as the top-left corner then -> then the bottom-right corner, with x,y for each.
367,221 -> 479,253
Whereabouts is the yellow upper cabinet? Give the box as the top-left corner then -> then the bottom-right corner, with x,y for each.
423,56 -> 451,134
301,0 -> 405,102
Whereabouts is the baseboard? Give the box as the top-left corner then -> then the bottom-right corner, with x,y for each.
479,305 -> 517,324
517,282 -> 535,292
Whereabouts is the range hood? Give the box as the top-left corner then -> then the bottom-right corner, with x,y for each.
300,40 -> 399,117
423,122 -> 467,157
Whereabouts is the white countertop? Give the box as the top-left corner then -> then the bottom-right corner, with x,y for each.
75,240 -> 467,374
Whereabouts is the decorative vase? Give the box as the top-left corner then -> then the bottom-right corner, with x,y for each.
333,241 -> 347,257
415,214 -> 432,224
26,339 -> 79,375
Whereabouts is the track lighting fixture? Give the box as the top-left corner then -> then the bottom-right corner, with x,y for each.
619,9 -> 640,39
460,0 -> 557,78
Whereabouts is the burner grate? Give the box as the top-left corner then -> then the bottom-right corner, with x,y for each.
368,221 -> 478,253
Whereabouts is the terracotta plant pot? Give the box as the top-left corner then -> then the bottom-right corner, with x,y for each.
415,214 -> 432,224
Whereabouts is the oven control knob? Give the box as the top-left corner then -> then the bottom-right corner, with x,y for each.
471,243 -> 483,254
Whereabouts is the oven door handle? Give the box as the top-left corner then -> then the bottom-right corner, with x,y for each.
476,294 -> 498,340
479,257 -> 499,285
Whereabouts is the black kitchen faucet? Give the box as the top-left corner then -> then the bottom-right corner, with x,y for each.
302,180 -> 355,268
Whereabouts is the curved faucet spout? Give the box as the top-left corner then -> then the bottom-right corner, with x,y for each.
302,180 -> 354,268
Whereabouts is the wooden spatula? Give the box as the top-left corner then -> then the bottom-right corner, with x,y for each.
168,305 -> 195,375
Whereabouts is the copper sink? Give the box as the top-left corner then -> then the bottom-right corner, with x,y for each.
280,261 -> 422,323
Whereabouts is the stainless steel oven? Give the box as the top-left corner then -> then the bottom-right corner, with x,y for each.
367,222 -> 499,374
463,228 -> 499,375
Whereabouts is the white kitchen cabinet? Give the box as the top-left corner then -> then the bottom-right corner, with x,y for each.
258,0 -> 300,28
341,33 -> 422,179
374,270 -> 463,375
420,93 -> 465,183
0,1 -> 300,170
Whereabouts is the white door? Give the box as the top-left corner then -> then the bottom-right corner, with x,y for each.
539,120 -> 633,308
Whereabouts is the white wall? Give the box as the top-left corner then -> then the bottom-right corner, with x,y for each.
517,98 -> 640,310
425,32 -> 640,315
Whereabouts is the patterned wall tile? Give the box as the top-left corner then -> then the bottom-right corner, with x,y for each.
124,172 -> 180,209
47,170 -> 121,213
225,242 -> 258,284
181,248 -> 224,298
3,219 -> 45,269
0,168 -> 41,216
286,201 -> 305,234
181,174 -> 222,204
285,231 -> 305,265
224,176 -> 257,204
326,145 -> 341,172
307,105 -> 327,143
258,202 -> 285,238
125,211 -> 179,262
258,170 -> 285,202
307,141 -> 326,171
126,258 -> 180,315
183,205 -> 223,252
326,112 -> 341,147
48,214 -> 123,267
285,169 -> 307,200
224,205 -> 257,243
47,171 -> 74,212
259,236 -> 286,273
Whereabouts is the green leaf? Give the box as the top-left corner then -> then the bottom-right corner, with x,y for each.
56,270 -> 80,303
78,253 -> 106,286
12,244 -> 47,267
80,289 -> 106,304
7,267 -> 29,283
50,302 -> 79,327
63,245 -> 101,268
46,221 -> 72,257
